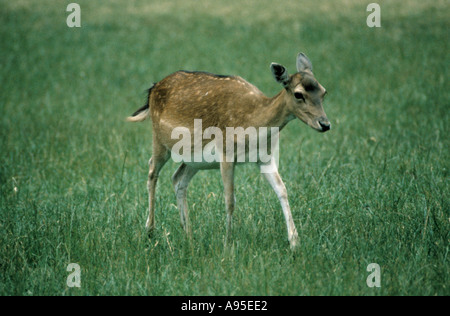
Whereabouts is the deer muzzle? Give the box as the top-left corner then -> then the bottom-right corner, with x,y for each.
317,117 -> 331,132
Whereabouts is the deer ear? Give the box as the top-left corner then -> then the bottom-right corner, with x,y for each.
271,63 -> 290,88
296,52 -> 313,72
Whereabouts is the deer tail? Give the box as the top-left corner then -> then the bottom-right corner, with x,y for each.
126,84 -> 155,122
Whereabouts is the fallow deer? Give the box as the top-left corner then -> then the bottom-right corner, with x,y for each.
127,53 -> 330,248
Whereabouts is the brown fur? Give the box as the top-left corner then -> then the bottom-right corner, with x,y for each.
149,71 -> 291,150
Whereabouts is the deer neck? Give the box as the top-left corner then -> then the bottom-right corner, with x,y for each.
259,89 -> 294,130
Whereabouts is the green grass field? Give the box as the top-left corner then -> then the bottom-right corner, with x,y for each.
0,0 -> 448,296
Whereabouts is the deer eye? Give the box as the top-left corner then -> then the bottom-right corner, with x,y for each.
294,92 -> 305,101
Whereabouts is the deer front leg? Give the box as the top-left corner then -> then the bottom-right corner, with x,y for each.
260,160 -> 299,249
220,161 -> 235,242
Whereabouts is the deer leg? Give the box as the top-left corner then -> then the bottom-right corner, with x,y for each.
146,141 -> 170,234
172,163 -> 198,237
260,160 -> 299,249
220,161 -> 235,242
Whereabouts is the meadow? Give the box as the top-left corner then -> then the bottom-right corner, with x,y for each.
0,0 -> 448,296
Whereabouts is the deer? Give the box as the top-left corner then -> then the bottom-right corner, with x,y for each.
127,53 -> 330,249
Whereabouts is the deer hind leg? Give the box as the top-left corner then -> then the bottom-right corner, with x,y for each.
172,163 -> 198,236
146,140 -> 170,234
220,161 -> 235,243
260,160 -> 299,249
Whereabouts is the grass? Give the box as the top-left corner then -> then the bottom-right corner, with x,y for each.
0,0 -> 448,296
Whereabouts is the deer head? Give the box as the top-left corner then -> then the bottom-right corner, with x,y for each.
271,53 -> 330,132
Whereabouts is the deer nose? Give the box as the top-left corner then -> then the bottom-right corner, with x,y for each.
319,120 -> 331,132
